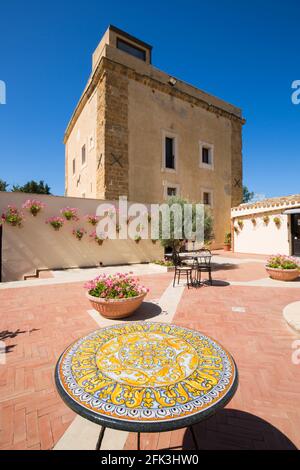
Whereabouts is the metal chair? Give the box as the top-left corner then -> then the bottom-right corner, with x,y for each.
172,251 -> 193,288
195,249 -> 213,285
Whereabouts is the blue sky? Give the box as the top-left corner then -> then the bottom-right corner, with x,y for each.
0,0 -> 299,197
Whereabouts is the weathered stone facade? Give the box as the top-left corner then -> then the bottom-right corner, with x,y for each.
231,119 -> 243,207
64,26 -> 245,246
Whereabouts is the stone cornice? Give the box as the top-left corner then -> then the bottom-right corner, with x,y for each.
64,57 -> 245,143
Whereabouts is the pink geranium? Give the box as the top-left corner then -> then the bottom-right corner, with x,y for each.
22,199 -> 45,216
60,207 -> 79,221
46,216 -> 64,231
1,205 -> 24,227
85,214 -> 100,226
84,272 -> 149,299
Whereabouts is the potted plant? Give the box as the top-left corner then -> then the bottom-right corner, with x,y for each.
251,218 -> 257,226
72,228 -> 86,241
134,235 -> 142,244
273,217 -> 281,228
85,214 -> 100,226
266,255 -> 300,281
237,220 -> 244,230
224,232 -> 231,251
263,215 -> 270,225
90,230 -> 106,245
22,199 -> 45,217
1,206 -> 24,227
154,259 -> 175,272
60,207 -> 79,221
46,216 -> 64,231
84,273 -> 149,319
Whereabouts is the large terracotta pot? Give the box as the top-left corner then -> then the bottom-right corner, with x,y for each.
86,292 -> 147,319
265,266 -> 299,282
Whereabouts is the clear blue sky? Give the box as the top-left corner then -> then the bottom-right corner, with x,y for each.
0,0 -> 299,198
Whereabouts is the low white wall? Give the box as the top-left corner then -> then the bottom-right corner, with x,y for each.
0,192 -> 163,282
232,212 -> 290,255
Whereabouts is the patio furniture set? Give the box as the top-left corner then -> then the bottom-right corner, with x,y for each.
169,249 -> 213,288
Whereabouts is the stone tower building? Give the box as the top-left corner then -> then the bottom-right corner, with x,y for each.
64,25 -> 244,246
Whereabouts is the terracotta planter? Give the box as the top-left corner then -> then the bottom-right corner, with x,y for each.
224,244 -> 231,252
86,291 -> 147,319
265,266 -> 299,282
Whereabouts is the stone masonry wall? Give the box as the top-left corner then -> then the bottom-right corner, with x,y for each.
96,63 -> 129,200
231,119 -> 243,207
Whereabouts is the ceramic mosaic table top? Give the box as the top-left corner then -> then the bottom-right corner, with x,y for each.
55,322 -> 238,432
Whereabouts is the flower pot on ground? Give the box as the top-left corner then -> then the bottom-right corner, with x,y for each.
224,232 -> 231,251
266,255 -> 300,281
84,273 -> 149,319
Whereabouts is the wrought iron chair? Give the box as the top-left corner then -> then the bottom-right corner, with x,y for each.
172,251 -> 193,288
195,249 -> 213,285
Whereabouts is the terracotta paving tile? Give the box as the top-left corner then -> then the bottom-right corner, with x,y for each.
0,274 -> 171,450
0,266 -> 299,450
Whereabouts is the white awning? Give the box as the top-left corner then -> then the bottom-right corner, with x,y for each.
283,208 -> 300,214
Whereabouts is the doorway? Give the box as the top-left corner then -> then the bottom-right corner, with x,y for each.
291,214 -> 300,256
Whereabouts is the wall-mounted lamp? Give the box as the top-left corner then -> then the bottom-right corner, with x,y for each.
168,77 -> 177,87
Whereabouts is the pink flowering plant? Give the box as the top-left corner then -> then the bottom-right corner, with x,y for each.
267,255 -> 300,270
1,206 -> 24,227
60,207 -> 79,221
72,228 -> 86,241
90,230 -> 106,245
46,216 -> 64,231
85,273 -> 149,299
22,199 -> 45,216
85,214 -> 100,226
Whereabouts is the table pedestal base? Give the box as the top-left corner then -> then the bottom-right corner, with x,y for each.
96,426 -> 199,451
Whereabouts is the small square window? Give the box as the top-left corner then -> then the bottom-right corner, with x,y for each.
200,142 -> 214,169
167,187 -> 177,197
202,147 -> 210,164
203,192 -> 211,205
165,137 -> 175,169
89,135 -> 94,151
81,145 -> 86,166
117,38 -> 146,62
72,158 -> 76,175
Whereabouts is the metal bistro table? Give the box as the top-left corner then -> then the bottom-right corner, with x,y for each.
167,252 -> 212,287
55,322 -> 238,450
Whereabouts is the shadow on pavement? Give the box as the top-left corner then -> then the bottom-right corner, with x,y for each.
182,409 -> 298,450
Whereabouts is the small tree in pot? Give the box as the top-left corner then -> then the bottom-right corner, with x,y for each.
224,232 -> 231,251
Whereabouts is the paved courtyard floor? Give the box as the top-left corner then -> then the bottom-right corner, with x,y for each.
0,251 -> 299,450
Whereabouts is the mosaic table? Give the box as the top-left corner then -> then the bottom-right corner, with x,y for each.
55,322 -> 238,450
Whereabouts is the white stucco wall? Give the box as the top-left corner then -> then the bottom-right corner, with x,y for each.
0,192 -> 163,282
232,212 -> 290,255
